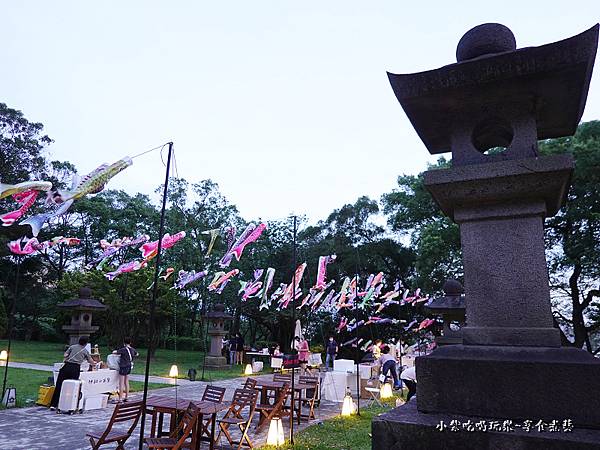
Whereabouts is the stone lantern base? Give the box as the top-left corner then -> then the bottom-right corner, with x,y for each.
204,355 -> 228,369
372,401 -> 600,450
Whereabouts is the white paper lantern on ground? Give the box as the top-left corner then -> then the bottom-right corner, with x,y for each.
266,416 -> 285,446
380,382 -> 393,399
244,363 -> 253,375
169,364 -> 179,378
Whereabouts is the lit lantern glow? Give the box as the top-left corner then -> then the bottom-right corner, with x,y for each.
169,364 -> 179,378
380,382 -> 393,399
341,392 -> 356,416
266,416 -> 285,446
244,363 -> 253,375
0,350 -> 7,361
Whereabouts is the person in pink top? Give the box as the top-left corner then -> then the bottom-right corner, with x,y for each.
296,337 -> 311,374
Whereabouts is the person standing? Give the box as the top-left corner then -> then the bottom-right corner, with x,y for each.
297,336 -> 310,374
229,335 -> 237,366
50,336 -> 95,410
375,345 -> 401,390
113,337 -> 138,402
235,333 -> 245,365
400,366 -> 417,402
325,336 -> 338,371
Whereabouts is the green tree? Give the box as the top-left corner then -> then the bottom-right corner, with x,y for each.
541,121 -> 600,353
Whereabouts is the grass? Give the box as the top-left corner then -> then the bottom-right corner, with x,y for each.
0,339 -> 244,380
0,367 -> 166,409
260,399 -> 401,450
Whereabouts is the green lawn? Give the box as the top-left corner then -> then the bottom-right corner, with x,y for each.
261,400 -> 399,450
0,340 -> 243,380
0,367 -> 166,408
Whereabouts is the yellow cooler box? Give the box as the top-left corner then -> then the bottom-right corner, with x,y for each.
36,385 -> 54,406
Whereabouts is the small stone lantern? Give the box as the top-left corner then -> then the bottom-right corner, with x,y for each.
424,279 -> 465,346
58,287 -> 107,345
202,304 -> 232,369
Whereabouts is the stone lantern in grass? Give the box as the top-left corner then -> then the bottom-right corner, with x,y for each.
202,304 -> 232,369
58,287 -> 107,346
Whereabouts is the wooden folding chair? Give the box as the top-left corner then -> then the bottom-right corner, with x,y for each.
217,388 -> 258,450
144,402 -> 200,450
198,385 -> 226,442
86,400 -> 144,450
242,378 -> 257,390
298,376 -> 319,422
202,385 -> 226,403
255,383 -> 290,432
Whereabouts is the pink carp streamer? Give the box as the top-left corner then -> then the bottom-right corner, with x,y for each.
1,190 -> 38,226
278,263 -> 307,310
160,267 -> 175,281
314,254 -> 336,290
0,180 -> 52,199
8,235 -> 81,255
219,222 -> 267,267
105,259 -> 148,281
89,234 -> 150,269
140,231 -> 186,260
208,269 -> 239,293
239,269 -> 264,301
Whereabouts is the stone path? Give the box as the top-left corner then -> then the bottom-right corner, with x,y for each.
0,372 -> 340,449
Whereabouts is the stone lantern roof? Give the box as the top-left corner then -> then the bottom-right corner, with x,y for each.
58,287 -> 107,311
387,24 -> 599,158
203,303 -> 233,320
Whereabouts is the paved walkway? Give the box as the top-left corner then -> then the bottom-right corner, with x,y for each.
0,372 -> 340,449
8,361 -> 189,385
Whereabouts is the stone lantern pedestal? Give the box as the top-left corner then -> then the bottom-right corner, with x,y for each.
373,23 -> 600,449
58,287 -> 107,345
202,304 -> 232,369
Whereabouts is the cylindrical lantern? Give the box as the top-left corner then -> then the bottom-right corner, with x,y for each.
244,363 -> 253,375
169,364 -> 179,378
341,392 -> 356,416
0,350 -> 7,361
266,417 -> 285,446
380,382 -> 393,399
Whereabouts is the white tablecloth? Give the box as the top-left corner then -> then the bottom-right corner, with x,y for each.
53,368 -> 119,397
320,371 -> 359,402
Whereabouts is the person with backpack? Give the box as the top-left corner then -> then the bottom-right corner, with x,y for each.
113,337 -> 138,402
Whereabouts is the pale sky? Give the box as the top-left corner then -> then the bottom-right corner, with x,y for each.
2,1 -> 599,223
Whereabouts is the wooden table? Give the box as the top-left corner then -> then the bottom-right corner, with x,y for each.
145,395 -> 228,450
253,380 -> 316,424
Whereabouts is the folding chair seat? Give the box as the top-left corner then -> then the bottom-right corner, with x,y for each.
144,402 -> 200,450
86,400 -> 144,450
255,383 -> 291,432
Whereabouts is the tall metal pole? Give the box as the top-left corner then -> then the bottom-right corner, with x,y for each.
290,215 -> 297,444
354,248 -> 361,416
138,142 -> 173,450
2,256 -> 21,400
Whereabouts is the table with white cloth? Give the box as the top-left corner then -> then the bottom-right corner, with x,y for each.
320,363 -> 377,402
53,366 -> 119,397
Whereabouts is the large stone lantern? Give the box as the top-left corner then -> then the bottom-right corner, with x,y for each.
373,23 -> 600,448
58,287 -> 107,345
202,304 -> 232,369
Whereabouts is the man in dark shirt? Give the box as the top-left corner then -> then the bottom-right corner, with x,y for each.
325,336 -> 338,371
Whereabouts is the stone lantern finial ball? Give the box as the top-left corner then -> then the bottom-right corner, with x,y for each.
456,23 -> 516,62
79,287 -> 92,298
214,304 -> 225,312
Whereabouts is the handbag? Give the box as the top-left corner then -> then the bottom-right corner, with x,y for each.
378,374 -> 387,383
126,347 -> 134,370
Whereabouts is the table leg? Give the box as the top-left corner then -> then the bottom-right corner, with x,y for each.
209,412 -> 217,450
157,412 -> 164,437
